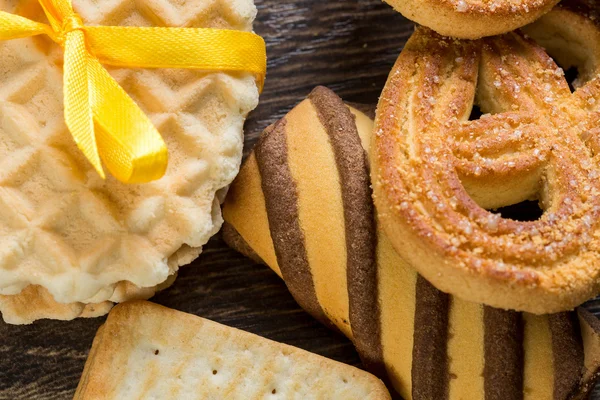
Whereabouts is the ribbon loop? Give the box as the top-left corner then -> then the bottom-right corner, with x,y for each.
0,0 -> 267,184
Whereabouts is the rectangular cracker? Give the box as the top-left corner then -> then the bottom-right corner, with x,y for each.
74,301 -> 390,400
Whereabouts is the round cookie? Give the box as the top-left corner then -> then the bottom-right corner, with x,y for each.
384,0 -> 560,39
0,0 -> 260,324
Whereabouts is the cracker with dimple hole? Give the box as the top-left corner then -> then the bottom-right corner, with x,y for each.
0,0 -> 260,324
74,301 -> 391,400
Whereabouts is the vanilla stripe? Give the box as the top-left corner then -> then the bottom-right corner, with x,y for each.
285,98 -> 351,336
447,299 -> 485,399
523,314 -> 554,400
377,230 -> 416,399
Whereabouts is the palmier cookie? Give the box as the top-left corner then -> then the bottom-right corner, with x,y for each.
222,86 -> 600,400
384,0 -> 559,39
371,0 -> 600,315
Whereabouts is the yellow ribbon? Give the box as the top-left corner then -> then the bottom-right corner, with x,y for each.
0,0 -> 266,183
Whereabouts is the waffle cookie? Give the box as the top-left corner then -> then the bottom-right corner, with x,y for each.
0,0 -> 260,324
372,0 -> 600,315
222,86 -> 600,399
74,301 -> 391,400
384,0 -> 559,39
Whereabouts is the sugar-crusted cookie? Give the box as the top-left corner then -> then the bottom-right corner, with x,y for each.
372,0 -> 600,314
384,0 -> 559,39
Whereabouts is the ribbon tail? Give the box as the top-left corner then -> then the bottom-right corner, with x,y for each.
87,59 -> 168,184
0,11 -> 51,40
63,30 -> 105,178
85,26 -> 267,92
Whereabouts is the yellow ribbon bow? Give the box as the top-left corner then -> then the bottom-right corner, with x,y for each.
0,0 -> 266,183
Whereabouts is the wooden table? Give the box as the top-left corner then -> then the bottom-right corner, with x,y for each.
1,0 -> 599,398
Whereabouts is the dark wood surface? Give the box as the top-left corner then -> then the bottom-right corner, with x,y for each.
1,1 -> 600,399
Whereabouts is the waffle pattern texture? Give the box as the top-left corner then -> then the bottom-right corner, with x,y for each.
0,0 -> 260,324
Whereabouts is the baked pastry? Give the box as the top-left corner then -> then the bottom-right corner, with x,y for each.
74,301 -> 391,400
222,86 -> 600,399
384,0 -> 559,39
0,0 -> 260,324
371,0 -> 600,315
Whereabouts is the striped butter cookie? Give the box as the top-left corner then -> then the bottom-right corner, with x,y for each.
223,86 -> 600,399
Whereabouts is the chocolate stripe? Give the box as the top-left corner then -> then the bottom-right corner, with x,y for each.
254,119 -> 330,327
483,307 -> 524,400
575,308 -> 600,398
308,86 -> 383,376
412,275 -> 450,400
549,312 -> 584,400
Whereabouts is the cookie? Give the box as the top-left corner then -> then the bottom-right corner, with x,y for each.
0,0 -> 260,324
74,301 -> 391,400
384,0 -> 559,39
371,0 -> 600,314
222,86 -> 600,399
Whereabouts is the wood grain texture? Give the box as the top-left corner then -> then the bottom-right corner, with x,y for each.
0,1 -> 598,399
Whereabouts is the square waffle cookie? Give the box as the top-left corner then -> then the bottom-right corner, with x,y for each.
0,0 -> 260,324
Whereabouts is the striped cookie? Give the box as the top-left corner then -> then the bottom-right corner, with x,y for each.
222,86 -> 600,399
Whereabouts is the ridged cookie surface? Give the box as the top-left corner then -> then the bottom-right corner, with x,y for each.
0,0 -> 260,324
74,301 -> 391,400
222,86 -> 600,399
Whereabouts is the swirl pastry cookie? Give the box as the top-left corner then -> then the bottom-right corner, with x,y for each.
372,0 -> 600,314
222,86 -> 600,400
0,0 -> 260,324
384,0 -> 560,39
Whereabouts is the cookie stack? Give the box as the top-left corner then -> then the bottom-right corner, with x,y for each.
0,0 -> 261,324
223,1 -> 600,398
